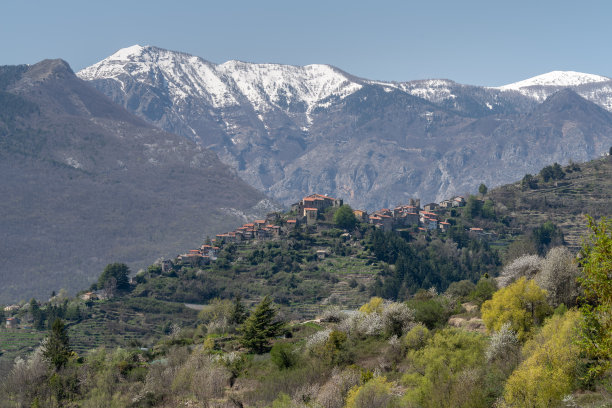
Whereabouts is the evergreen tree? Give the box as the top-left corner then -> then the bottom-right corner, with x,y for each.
30,298 -> 45,330
478,183 -> 488,196
230,295 -> 248,325
333,204 -> 357,230
43,318 -> 72,370
240,296 -> 284,353
98,263 -> 131,294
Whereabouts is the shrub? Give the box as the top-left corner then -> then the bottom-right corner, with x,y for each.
469,275 -> 498,305
270,342 -> 298,370
382,302 -> 415,337
403,324 -> 430,351
345,376 -> 398,408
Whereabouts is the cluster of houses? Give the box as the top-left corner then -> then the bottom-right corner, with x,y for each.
170,194 -> 345,268
355,196 -> 467,233
167,193 -> 488,269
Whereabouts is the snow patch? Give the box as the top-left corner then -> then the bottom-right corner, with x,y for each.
499,71 -> 610,90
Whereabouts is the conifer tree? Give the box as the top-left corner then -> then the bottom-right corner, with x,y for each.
43,318 -> 72,370
240,296 -> 283,353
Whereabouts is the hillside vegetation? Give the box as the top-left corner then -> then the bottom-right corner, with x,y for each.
1,156 -> 611,406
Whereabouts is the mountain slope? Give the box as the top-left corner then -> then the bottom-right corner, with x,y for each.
0,59 -> 276,303
79,46 -> 612,208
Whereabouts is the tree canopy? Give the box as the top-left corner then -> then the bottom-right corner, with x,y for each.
43,318 -> 72,370
577,216 -> 612,382
481,277 -> 552,341
240,296 -> 284,353
333,204 -> 357,230
98,263 -> 130,293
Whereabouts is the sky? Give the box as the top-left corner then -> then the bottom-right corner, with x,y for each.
1,0 -> 611,86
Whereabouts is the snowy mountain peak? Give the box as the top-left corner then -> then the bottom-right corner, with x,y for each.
499,70 -> 610,90
78,45 -> 362,113
108,44 -> 147,60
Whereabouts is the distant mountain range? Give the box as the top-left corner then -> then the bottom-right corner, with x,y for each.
78,45 -> 612,209
0,59 -> 276,303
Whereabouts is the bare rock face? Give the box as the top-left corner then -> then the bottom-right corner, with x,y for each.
79,46 -> 612,209
0,59 -> 277,303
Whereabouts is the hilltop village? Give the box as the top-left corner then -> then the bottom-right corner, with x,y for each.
172,193 -> 483,268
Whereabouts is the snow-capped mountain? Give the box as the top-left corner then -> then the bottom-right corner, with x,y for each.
499,71 -> 610,90
497,70 -> 612,109
78,46 -> 612,209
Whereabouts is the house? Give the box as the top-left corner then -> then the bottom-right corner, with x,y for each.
4,304 -> 20,312
254,220 -> 266,230
304,207 -> 318,225
316,249 -> 329,260
285,219 -> 298,230
353,209 -> 369,223
267,225 -> 281,237
423,203 -> 439,211
5,317 -> 19,329
291,193 -> 343,215
453,196 -> 466,207
439,221 -> 451,232
439,200 -> 453,208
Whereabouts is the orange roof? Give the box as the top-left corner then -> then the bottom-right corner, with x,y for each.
212,247 -> 219,250
255,220 -> 266,223
244,223 -> 254,227
440,222 -> 450,225
303,197 -> 316,201
286,219 -> 297,223
304,207 -> 318,211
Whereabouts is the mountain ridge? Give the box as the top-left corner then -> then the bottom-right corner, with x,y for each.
78,46 -> 612,209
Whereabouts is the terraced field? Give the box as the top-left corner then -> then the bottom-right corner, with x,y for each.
490,156 -> 612,250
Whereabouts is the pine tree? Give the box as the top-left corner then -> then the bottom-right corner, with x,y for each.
240,296 -> 283,353
230,295 -> 248,325
43,318 -> 72,370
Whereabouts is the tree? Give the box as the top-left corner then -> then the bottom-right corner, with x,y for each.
333,204 -> 357,230
521,174 -> 538,190
29,298 -> 45,330
535,247 -> 580,307
230,295 -> 248,325
478,183 -> 488,196
503,310 -> 581,407
481,277 -> 552,341
577,216 -> 612,382
240,296 -> 284,353
98,263 -> 130,295
345,376 -> 398,408
464,195 -> 483,219
43,318 -> 72,370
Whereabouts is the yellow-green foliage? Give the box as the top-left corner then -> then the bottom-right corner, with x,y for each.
197,298 -> 233,323
577,216 -> 612,382
481,277 -> 552,341
402,323 -> 430,350
503,310 -> 581,408
359,297 -> 384,314
401,328 -> 487,408
345,376 -> 398,408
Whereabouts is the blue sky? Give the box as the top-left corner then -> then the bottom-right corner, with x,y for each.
2,0 -> 610,86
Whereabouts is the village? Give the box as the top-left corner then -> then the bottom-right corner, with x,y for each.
167,192 -> 490,270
